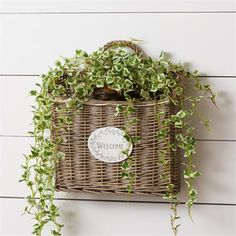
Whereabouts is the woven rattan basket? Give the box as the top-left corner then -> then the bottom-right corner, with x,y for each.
52,41 -> 180,196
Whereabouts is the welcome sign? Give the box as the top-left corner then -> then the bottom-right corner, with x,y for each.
88,127 -> 132,163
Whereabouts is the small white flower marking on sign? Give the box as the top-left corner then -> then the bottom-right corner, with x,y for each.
88,127 -> 132,163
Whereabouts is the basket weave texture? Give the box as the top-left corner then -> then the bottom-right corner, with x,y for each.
52,99 -> 180,195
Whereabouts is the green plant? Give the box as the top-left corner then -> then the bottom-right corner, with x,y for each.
21,40 -> 216,236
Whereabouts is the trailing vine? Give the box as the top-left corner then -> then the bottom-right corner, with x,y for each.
21,40 -> 215,236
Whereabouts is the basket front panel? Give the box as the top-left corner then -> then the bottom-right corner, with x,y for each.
52,100 -> 180,195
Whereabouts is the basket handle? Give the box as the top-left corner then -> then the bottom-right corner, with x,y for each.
103,40 -> 145,58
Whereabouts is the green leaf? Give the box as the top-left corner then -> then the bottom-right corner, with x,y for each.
157,83 -> 164,89
158,73 -> 166,81
123,68 -> 130,76
175,133 -> 184,142
96,79 -> 104,88
140,89 -> 149,99
115,104 -> 124,113
29,90 -> 37,96
150,84 -> 158,92
132,135 -> 142,144
124,79 -> 133,88
175,86 -> 183,96
127,105 -> 135,114
114,82 -> 123,91
176,110 -> 186,119
186,127 -> 195,133
55,60 -> 62,67
175,120 -> 183,128
189,188 -> 197,197
170,144 -> 177,151
121,161 -> 129,169
106,76 -> 114,84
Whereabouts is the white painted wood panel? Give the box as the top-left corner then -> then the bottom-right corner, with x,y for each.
0,5 -> 236,235
1,0 -> 236,13
0,76 -> 37,136
1,137 -> 235,204
1,76 -> 235,140
0,13 -> 235,76
0,198 -> 235,236
193,78 -> 236,140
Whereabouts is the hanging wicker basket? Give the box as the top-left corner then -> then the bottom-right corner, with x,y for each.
52,41 -> 180,196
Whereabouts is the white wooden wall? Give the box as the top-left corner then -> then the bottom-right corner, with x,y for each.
0,1 -> 236,235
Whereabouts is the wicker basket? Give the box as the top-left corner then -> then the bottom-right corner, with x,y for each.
52,41 -> 180,196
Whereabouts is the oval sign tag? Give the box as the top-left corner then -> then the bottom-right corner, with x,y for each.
88,127 -> 132,163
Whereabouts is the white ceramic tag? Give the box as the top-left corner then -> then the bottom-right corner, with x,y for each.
88,127 -> 132,163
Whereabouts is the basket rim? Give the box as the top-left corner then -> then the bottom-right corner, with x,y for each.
84,99 -> 169,106
54,97 -> 170,107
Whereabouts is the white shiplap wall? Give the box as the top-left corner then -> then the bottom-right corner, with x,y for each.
0,1 -> 236,236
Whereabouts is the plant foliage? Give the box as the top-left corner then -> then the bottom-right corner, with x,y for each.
21,40 -> 216,236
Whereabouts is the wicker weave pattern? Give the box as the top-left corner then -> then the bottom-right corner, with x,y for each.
52,99 -> 180,195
